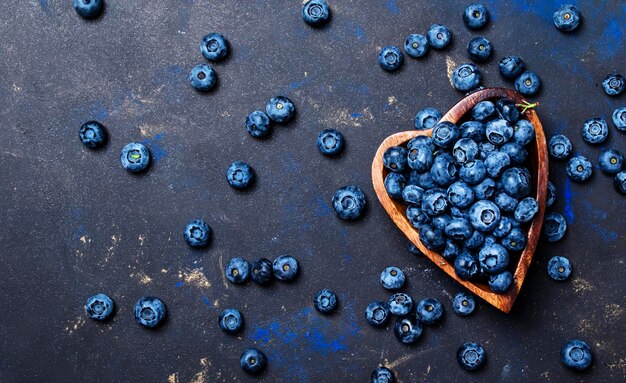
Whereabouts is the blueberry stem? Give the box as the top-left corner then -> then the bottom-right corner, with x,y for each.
516,100 -> 539,114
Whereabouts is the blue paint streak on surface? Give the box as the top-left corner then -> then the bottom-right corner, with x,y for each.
386,0 -> 399,15
354,25 -> 366,40
563,178 -> 575,223
39,0 -> 49,12
581,201 -> 617,241
141,133 -> 166,162
312,194 -> 332,218
91,100 -> 109,121
351,113 -> 362,118
176,281 -> 184,287
201,295 -> 212,306
601,17 -> 625,59
290,76 -> 314,89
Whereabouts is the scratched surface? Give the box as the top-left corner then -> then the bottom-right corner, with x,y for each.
0,1 -> 624,382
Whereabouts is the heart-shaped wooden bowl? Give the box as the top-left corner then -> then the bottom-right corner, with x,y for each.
372,88 -> 548,313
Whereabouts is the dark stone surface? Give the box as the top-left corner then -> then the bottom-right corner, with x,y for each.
0,1 -> 624,382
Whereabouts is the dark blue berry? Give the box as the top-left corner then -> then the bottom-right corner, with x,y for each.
332,185 -> 367,220
543,212 -> 567,242
371,367 -> 395,383
380,267 -> 405,290
469,200 -> 501,232
226,257 -> 250,284
430,153 -> 458,186
488,271 -> 513,293
473,178 -> 496,200
272,255 -> 299,281
404,34 -> 429,58
447,181 -> 475,209
266,96 -> 295,123
547,256 -> 572,281
513,120 -> 535,146
460,160 -> 487,185
218,308 -> 244,334
457,342 -> 486,371
383,146 -> 408,173
612,107 -> 626,131
478,141 -> 498,160
493,216 -> 513,238
514,197 -> 539,223
184,219 -> 211,247
409,242 -> 423,255
85,293 -> 114,321
461,121 -> 486,142
388,293 -> 413,316
464,230 -> 485,250
402,184 -> 424,205
226,161 -> 254,189
394,315 -> 423,344
432,214 -> 452,231
245,111 -> 272,138
486,119 -> 514,146
365,300 -> 390,327
561,340 -> 592,371
581,118 -> 609,144
496,98 -> 521,123
201,33 -> 228,61
134,297 -> 166,328
548,134 -> 573,159
240,348 -> 267,374
433,122 -> 461,149
418,224 -> 445,251
120,143 -> 150,173
72,0 -> 103,18
485,152 -> 511,178
407,144 -> 434,172
421,188 -> 449,216
302,0 -> 330,26
445,217 -> 474,241
478,243 -> 509,274
494,191 -> 518,212
79,121 -> 107,148
515,71 -> 541,96
314,288 -> 338,314
408,135 -> 436,151
443,239 -> 463,259
453,138 -> 479,164
251,258 -> 273,285
467,37 -> 492,63
553,5 -> 581,32
411,169 -> 437,190
414,108 -> 442,130
406,205 -> 430,228
499,56 -> 525,79
426,24 -> 452,49
566,156 -> 593,182
378,46 -> 403,71
501,167 -> 531,198
471,101 -> 495,122
452,63 -> 482,92
547,181 -> 557,207
615,171 -> 626,194
452,292 -> 475,316
317,129 -> 345,156
189,64 -> 217,92
602,73 -> 625,96
501,227 -> 526,251
501,142 -> 528,165
416,298 -> 443,325
463,4 -> 489,30
454,251 -> 479,280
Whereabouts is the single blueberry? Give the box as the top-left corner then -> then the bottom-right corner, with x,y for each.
499,56 -> 526,79
453,138 -> 479,164
514,197 -> 539,223
615,171 -> 626,194
226,161 -> 254,189
411,169 -> 437,190
493,216 -> 513,238
542,212 -> 567,242
426,24 -> 452,49
547,256 -> 572,281
561,340 -> 593,371
380,267 -> 406,290
394,315 -> 423,344
85,293 -> 114,321
421,188 -> 449,216
473,177 -> 497,200
418,224 -> 446,251
388,293 -> 413,316
501,227 -> 527,251
383,146 -> 408,173
457,342 -> 486,371
385,173 -> 406,200
332,185 -> 367,220
467,36 -> 492,63
464,230 -> 485,250
314,288 -> 338,314
581,118 -> 609,145
134,297 -> 166,328
515,71 -> 541,96
469,200 -> 501,232
432,122 -> 461,149
488,271 -> 513,293
408,135 -> 435,151
566,155 -> 593,182
266,96 -> 295,123
602,74 -> 625,96
317,129 -> 345,156
486,119 -> 514,146
226,257 -> 250,284
407,144 -> 434,172
432,214 -> 452,231
485,152 -> 511,178
272,255 -> 299,281
494,191 -> 519,212
184,219 -> 211,247
240,348 -> 267,374
501,167 -> 531,198
454,250 -> 479,279
598,149 -> 623,174
430,153 -> 458,186
189,64 -> 217,92
553,4 -> 581,32
445,217 -> 474,241
404,34 -> 429,58
447,181 -> 475,209
218,308 -> 244,334
416,298 -> 443,325
459,160 -> 487,185
251,258 -> 274,285
378,46 -> 403,71
513,119 -> 536,146
612,107 -> 626,131
371,367 -> 395,383
548,134 -> 573,160
120,143 -> 150,173
72,0 -> 103,19
461,120 -> 486,142
496,98 -> 521,123
471,101 -> 495,122
478,141 -> 498,161
463,4 -> 489,30
201,33 -> 228,61
501,142 -> 528,165
365,300 -> 390,327
452,292 -> 475,316
478,243 -> 509,274
452,63 -> 482,92
402,184 -> 425,205
79,121 -> 107,148
547,181 -> 557,207
443,239 -> 463,260
245,110 -> 272,138
406,205 -> 430,228
414,108 -> 443,130
302,0 -> 330,26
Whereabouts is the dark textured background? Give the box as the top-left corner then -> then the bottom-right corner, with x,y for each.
0,1 -> 624,382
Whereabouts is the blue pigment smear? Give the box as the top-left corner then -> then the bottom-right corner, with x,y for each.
141,133 -> 166,161
176,281 -> 184,287
91,100 -> 109,121
201,295 -> 212,306
563,178 -> 575,223
39,0 -> 49,12
386,0 -> 399,15
601,17 -> 625,60
312,194 -> 332,218
351,113 -> 362,118
354,26 -> 365,39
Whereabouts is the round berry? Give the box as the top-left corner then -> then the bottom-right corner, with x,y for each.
548,134 -> 573,159
459,160 -> 487,185
599,149 -> 623,174
488,271 -> 513,293
515,71 -> 541,96
452,63 -> 482,92
467,36 -> 492,63
200,33 -> 228,61
414,108 -> 442,130
469,200 -> 501,232
501,167 -> 531,198
615,171 -> 626,194
543,212 -> 567,242
612,107 -> 626,131
251,258 -> 273,285
547,256 -> 572,281
226,161 -> 254,189
314,288 -> 338,314
240,348 -> 267,374
457,342 -> 486,371
378,46 -> 403,72
602,73 -> 625,96
120,143 -> 150,173
394,315 -> 423,344
501,227 -> 527,251
266,96 -> 295,123
272,255 -> 299,281
486,119 -> 514,146
404,34 -> 429,58
416,298 -> 443,325
218,308 -> 244,334
225,257 -> 250,284
513,119 -> 536,146
388,293 -> 413,316
566,155 -> 593,182
402,184 -> 424,205
72,0 -> 103,19
452,292 -> 475,316
464,3 -> 489,30
380,267 -> 405,290
547,181 -> 557,207
189,64 -> 217,92
365,300 -> 390,327
426,24 -> 452,49
581,118 -> 609,144
332,185 -> 367,220
478,243 -> 510,274
184,219 -> 211,247
79,121 -> 107,148
447,181 -> 475,209
454,250 -> 479,279
514,197 -> 539,223
472,101 -> 495,122
561,340 -> 593,371
553,4 -> 581,32
302,0 -> 330,26
134,297 -> 166,328
499,56 -> 526,79
317,129 -> 345,156
245,110 -> 272,138
371,367 -> 395,383
383,146 -> 408,173
85,293 -> 114,321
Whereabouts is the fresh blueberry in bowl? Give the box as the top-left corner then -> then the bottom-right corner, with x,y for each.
488,271 -> 513,293
547,256 -> 572,281
459,160 -> 487,185
486,119 -> 514,146
599,149 -> 623,174
388,293 -> 413,316
615,171 -> 626,194
317,129 -> 345,156
461,120 -> 486,142
478,243 -> 509,274
245,110 -> 272,138
501,226 -> 526,251
514,197 -> 539,223
418,225 -> 446,251
494,191 -> 518,213
499,56 -> 525,79
485,152 -> 511,178
463,3 -> 489,30
467,36 -> 492,63
433,122 -> 461,149
452,292 -> 475,316
513,119 -> 536,146
272,255 -> 299,281
452,63 -> 482,92
134,297 -> 166,328
226,161 -> 254,189
469,200 -> 501,232
472,101 -> 495,122
464,231 -> 485,250
566,155 -> 593,182
602,74 -> 625,96
612,107 -> 626,131
240,348 -> 267,374
314,288 -> 338,314
543,212 -> 567,242
380,267 -> 405,290
453,138 -> 479,164
218,308 -> 244,334
266,96 -> 295,123
302,0 -> 330,26
414,108 -> 442,130
226,257 -> 250,284
493,216 -> 513,238
120,143 -> 150,173
473,177 -> 496,199
201,33 -> 228,61
443,239 -> 463,260
406,205 -> 430,228
371,367 -> 395,383
184,219 -> 211,247
430,153 -> 458,186
85,293 -> 114,321
478,141 -> 498,160
332,185 -> 367,220
561,340 -> 593,371
426,24 -> 452,49
432,214 -> 452,231
548,134 -> 572,159
581,118 -> 609,144
496,98 -> 521,123
378,46 -> 403,72
251,258 -> 273,285
394,315 -> 423,344
404,34 -> 429,58
547,181 -> 557,207
447,181 -> 475,208
408,144 -> 434,172
189,64 -> 217,92
402,184 -> 424,205
79,121 -> 107,148
501,167 -> 530,198
457,342 -> 486,371
421,188 -> 449,216
72,0 -> 103,19
445,217 -> 474,241
553,4 -> 581,32
383,146 -> 408,173
515,71 -> 541,96
365,300 -> 390,327
416,298 -> 443,325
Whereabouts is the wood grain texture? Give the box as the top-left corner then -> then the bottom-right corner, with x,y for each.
372,88 -> 549,313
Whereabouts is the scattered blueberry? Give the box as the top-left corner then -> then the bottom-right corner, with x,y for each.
266,96 -> 295,123
414,108 -> 443,130
218,308 -> 244,334
184,219 -> 211,247
426,24 -> 452,49
388,293 -> 413,316
134,297 -> 166,328
371,367 -> 395,383
548,134 -> 573,160
189,64 -> 217,92
615,171 -> 626,194
120,143 -> 150,173
272,255 -> 299,281
488,270 -> 513,293
378,46 -> 404,72
332,185 -> 367,220
79,121 -> 107,148
317,129 -> 345,156
226,161 -> 254,189
245,110 -> 272,138
416,298 -> 443,325
457,342 -> 486,371
384,146 -> 409,173
251,258 -> 273,285
302,0 -> 330,26
467,37 -> 492,63
612,107 -> 626,131
240,348 -> 267,374
499,56 -> 526,79
602,74 -> 625,96
380,267 -> 406,290
452,63 -> 482,92
404,34 -> 429,58
581,118 -> 609,144
72,0 -> 103,18
201,33 -> 228,61
365,300 -> 390,327
85,293 -> 114,321
314,288 -> 338,314
566,155 -> 593,182
561,340 -> 593,371
547,256 -> 572,281
543,212 -> 567,242
599,149 -> 624,174
553,4 -> 581,32
463,3 -> 489,30
515,71 -> 541,96
452,292 -> 475,316
226,257 -> 250,284
394,315 -> 423,344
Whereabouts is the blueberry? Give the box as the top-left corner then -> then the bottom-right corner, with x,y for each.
388,293 -> 413,316
218,308 -> 244,334
581,118 -> 609,144
548,134 -> 573,159
599,149 -> 623,175
266,96 -> 295,123
184,219 -> 211,247
501,167 -> 531,198
251,258 -> 273,285
120,143 -> 150,173
501,143 -> 528,166
547,181 -> 557,207
402,185 -> 425,205
615,171 -> 626,194
418,224 -> 445,251
394,315 -> 423,344
452,292 -> 475,316
430,153 -> 458,186
240,348 -> 267,374
134,297 -> 166,328
515,71 -> 541,96
302,0 -> 330,26
496,98 -> 521,123
488,271 -> 513,293
478,141 -> 498,160
380,267 -> 405,290
409,242 -> 424,256
314,288 -> 338,314
561,340 -> 593,371
245,110 -> 272,138
513,120 -> 536,146
85,293 -> 114,321
426,24 -> 452,49
404,34 -> 429,58
553,4 -> 581,32
332,185 -> 367,220
612,107 -> 626,131
471,101 -> 495,122
486,119 -> 514,146
378,46 -> 403,71
384,146 -> 408,172
467,37 -> 492,63
501,227 -> 527,251
411,170 -> 437,190
72,0 -> 103,18
317,129 -> 345,156
478,243 -> 509,274
499,56 -> 526,79
469,200 -> 501,232
189,64 -> 217,92
445,217 -> 474,241
414,108 -> 442,130
406,205 -> 430,228
408,135 -> 435,151
432,122 -> 461,149
365,300 -> 390,327
514,197 -> 539,223
447,181 -> 475,208
457,342 -> 486,371
385,173 -> 406,199
452,63 -> 482,92
543,212 -> 567,242
547,256 -> 572,281
226,257 -> 250,284
473,178 -> 496,200
602,74 -> 625,96
371,367 -> 395,383
493,216 -> 513,238
461,121 -> 486,142
494,191 -> 519,212
464,230 -> 485,250
485,152 -> 511,178
432,214 -> 452,231
453,138 -> 479,164
460,160 -> 487,186
226,161 -> 254,189
443,239 -> 463,260
272,255 -> 299,281
416,298 -> 443,325
454,250 -> 479,280
201,33 -> 228,61
464,3 -> 489,30
421,189 -> 448,216
566,155 -> 593,182
79,121 -> 107,148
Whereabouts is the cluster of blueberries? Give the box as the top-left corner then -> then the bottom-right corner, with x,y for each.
84,294 -> 166,329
